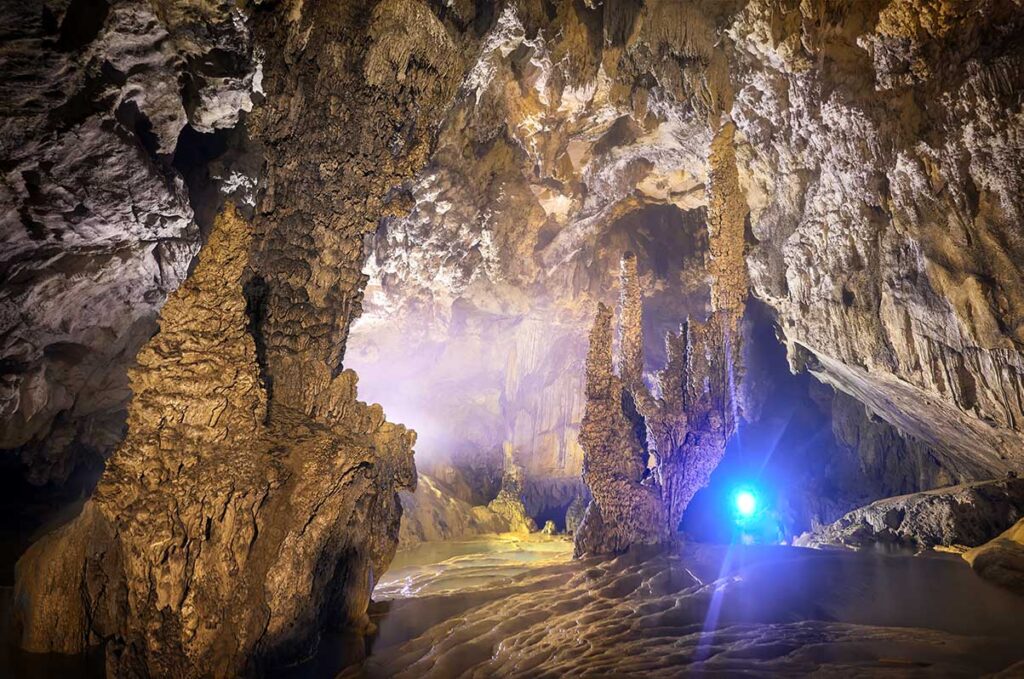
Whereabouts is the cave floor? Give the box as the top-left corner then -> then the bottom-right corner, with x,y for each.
346,536 -> 1024,678
4,536 -> 1023,677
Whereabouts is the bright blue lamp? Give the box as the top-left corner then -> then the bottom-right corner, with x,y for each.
734,489 -> 757,519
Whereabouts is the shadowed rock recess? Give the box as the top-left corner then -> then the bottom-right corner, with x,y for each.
2,0 -> 1024,676
1,0 -> 260,484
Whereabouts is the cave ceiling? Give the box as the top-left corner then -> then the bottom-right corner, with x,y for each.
349,0 -> 1024,487
3,0 -> 1024,502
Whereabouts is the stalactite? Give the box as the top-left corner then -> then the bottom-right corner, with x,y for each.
706,120 -> 749,331
617,251 -> 645,392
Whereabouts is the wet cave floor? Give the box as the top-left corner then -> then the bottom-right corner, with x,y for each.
3,535 -> 1023,677
341,535 -> 1024,678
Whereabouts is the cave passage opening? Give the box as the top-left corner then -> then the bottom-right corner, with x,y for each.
346,202 -> 714,546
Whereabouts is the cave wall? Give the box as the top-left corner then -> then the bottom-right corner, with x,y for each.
732,0 -> 1024,472
0,0 -> 260,484
7,0 -> 487,674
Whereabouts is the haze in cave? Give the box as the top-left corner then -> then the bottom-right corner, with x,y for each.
2,0 -> 1024,677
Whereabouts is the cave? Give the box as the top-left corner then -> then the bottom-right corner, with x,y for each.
2,1 -> 1024,677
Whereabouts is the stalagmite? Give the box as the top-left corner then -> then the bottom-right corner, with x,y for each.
574,303 -> 665,556
14,206 -> 416,676
487,443 -> 539,534
575,255 -> 737,556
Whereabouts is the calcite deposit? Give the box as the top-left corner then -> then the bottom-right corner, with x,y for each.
14,206 -> 416,675
9,0 -> 478,674
355,540 -> 1024,678
574,302 -> 666,556
575,255 -> 737,555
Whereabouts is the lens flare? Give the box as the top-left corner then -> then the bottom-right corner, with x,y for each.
735,490 -> 757,518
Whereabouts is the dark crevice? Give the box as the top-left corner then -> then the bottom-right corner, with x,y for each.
244,274 -> 273,418
114,100 -> 162,165
56,0 -> 110,51
172,124 -> 234,237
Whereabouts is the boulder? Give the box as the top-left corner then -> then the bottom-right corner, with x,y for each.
964,518 -> 1024,596
797,478 -> 1024,550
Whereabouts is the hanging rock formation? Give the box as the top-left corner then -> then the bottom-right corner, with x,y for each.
345,0 -> 1024,520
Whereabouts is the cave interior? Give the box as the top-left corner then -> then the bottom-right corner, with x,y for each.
2,0 -> 1024,677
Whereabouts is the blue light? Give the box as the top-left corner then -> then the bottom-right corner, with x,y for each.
735,490 -> 757,518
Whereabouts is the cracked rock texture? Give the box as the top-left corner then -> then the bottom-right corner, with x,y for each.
732,0 -> 1024,473
0,0 -> 260,484
797,477 -> 1024,550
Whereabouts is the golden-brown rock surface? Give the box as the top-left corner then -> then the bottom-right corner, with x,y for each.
15,206 -> 415,676
964,516 -> 1024,595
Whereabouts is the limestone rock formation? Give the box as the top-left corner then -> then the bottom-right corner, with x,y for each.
346,0 -> 1024,521
14,206 -> 416,676
964,517 -> 1024,595
6,0 -> 1024,672
640,315 -> 735,536
797,477 -> 1024,551
0,0 -> 260,484
732,0 -> 1024,473
574,302 -> 665,556
398,474 -> 512,548
487,446 -> 538,535
575,253 -> 737,556
565,494 -> 588,535
10,1 -> 481,673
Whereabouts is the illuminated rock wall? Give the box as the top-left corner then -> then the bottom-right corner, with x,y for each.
0,0 -> 260,483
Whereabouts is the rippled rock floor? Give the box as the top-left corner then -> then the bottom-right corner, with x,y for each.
3,534 -> 1022,676
349,536 -> 1024,678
